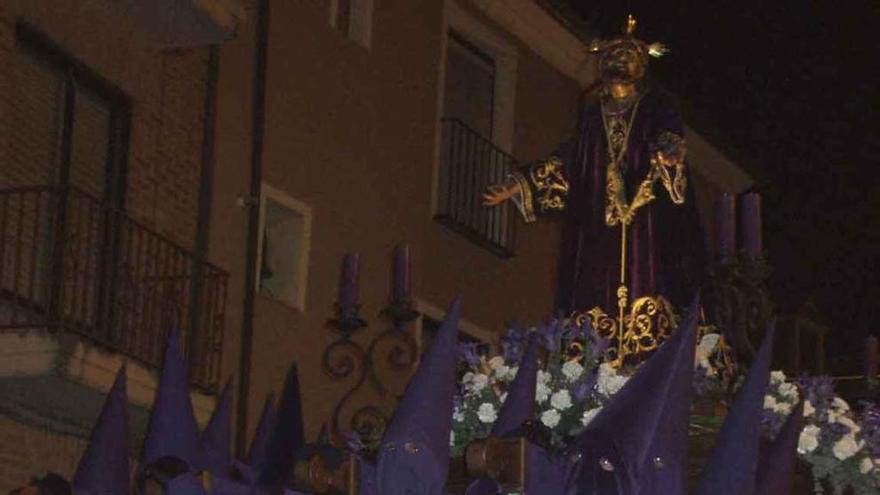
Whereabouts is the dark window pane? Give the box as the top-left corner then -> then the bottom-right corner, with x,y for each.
69,88 -> 111,199
443,31 -> 495,139
7,50 -> 64,188
336,0 -> 352,37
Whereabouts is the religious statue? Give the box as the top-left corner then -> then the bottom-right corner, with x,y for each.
484,16 -> 707,362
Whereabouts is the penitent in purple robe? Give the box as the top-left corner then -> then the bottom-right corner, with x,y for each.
510,88 -> 706,314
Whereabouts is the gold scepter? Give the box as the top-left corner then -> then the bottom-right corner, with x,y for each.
611,151 -> 680,365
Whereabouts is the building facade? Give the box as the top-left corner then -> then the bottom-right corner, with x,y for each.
0,0 -> 751,490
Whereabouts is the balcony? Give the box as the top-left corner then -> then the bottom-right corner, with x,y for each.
0,185 -> 228,392
435,118 -> 519,258
112,0 -> 247,47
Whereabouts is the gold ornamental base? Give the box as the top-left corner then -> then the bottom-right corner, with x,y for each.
571,293 -> 678,367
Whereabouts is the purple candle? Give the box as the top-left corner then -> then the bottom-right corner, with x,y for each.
866,336 -> 879,380
339,253 -> 359,310
392,244 -> 411,301
740,192 -> 763,258
715,193 -> 736,259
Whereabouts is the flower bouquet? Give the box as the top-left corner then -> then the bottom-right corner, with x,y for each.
759,372 -> 880,494
451,318 -> 627,456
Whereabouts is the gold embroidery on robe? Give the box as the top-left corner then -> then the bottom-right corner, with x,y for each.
511,156 -> 569,222
509,170 -> 536,222
530,156 -> 570,212
605,131 -> 688,226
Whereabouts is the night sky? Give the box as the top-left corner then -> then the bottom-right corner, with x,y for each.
564,0 -> 879,367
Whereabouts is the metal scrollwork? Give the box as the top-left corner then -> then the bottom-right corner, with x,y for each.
709,257 -> 773,363
570,294 -> 678,366
322,300 -> 420,444
364,326 -> 419,397
620,295 -> 678,359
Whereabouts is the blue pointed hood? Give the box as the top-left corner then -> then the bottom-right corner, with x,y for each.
566,294 -> 700,494
377,295 -> 462,495
693,321 -> 776,495
258,364 -> 305,487
755,401 -> 804,495
72,365 -> 131,495
143,328 -> 201,467
199,379 -> 234,473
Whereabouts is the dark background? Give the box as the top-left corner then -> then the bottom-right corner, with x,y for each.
561,0 -> 879,371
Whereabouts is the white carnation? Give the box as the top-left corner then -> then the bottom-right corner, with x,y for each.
537,370 -> 552,385
764,395 -> 778,410
597,363 -> 628,396
536,383 -> 551,403
832,434 -> 862,461
477,403 -> 497,424
803,400 -> 815,417
493,365 -> 511,380
471,373 -> 489,392
463,372 -> 474,383
541,409 -> 561,428
581,408 -> 602,426
550,390 -> 573,411
798,425 -> 821,454
499,392 -> 508,403
598,363 -> 615,377
488,356 -> 506,370
562,361 -> 584,381
832,397 -> 850,412
777,382 -> 799,401
695,334 -> 720,371
860,457 -> 874,474
506,366 -> 519,381
828,409 -> 842,424
836,416 -> 861,434
770,370 -> 787,385
773,401 -> 792,416
450,430 -> 456,447
453,406 -> 465,422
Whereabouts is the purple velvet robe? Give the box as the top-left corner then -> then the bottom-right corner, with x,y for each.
513,89 -> 706,314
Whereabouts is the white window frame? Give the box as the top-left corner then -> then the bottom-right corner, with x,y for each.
255,182 -> 313,311
412,297 -> 499,356
431,0 -> 518,217
328,0 -> 374,49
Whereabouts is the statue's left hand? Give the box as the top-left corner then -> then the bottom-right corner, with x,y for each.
652,151 -> 677,168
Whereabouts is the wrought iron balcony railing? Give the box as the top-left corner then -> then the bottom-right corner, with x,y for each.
0,185 -> 228,391
435,118 -> 518,258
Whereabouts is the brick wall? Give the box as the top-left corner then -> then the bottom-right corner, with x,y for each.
0,0 -> 214,488
0,0 -> 209,251
0,414 -> 85,493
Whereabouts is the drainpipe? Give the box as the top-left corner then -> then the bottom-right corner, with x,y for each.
236,0 -> 270,458
189,44 -> 219,388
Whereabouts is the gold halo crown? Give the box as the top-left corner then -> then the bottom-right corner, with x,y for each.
588,15 -> 669,63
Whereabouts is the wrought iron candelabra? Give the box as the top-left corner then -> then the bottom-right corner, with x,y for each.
708,254 -> 773,363
323,297 -> 420,448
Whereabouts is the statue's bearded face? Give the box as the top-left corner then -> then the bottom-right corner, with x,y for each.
600,43 -> 645,84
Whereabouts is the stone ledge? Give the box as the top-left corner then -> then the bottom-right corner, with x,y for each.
112,0 -> 247,47
0,330 -> 216,441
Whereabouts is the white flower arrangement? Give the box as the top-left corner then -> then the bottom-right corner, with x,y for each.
450,324 -> 880,494
450,319 -> 613,455
763,371 -> 880,494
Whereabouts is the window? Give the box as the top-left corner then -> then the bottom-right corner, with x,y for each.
433,2 -> 519,257
415,297 -> 497,370
8,24 -> 130,203
256,184 -> 312,310
421,315 -> 491,374
444,31 -> 496,140
0,25 -> 130,335
330,0 -> 373,48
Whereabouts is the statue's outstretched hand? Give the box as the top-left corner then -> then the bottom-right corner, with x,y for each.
482,183 -> 520,206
